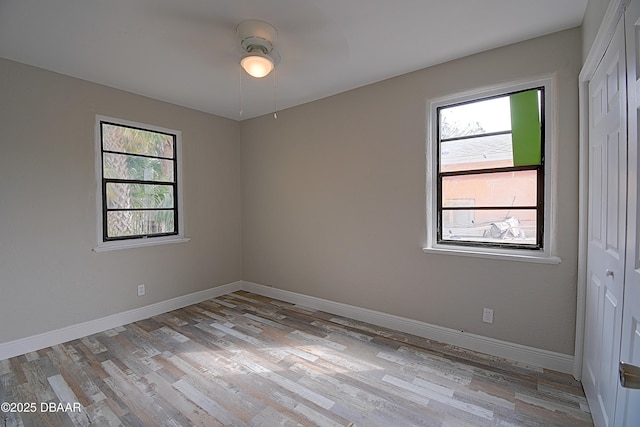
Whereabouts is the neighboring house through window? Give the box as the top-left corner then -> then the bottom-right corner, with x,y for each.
425,78 -> 559,263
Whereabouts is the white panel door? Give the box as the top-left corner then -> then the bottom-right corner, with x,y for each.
584,15 -> 628,427
615,1 -> 640,425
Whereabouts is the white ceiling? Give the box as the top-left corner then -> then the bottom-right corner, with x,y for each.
0,0 -> 588,120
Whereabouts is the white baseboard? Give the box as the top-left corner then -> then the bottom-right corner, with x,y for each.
240,281 -> 575,374
0,279 -> 574,375
0,281 -> 242,361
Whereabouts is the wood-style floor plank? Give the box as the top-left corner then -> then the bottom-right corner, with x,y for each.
0,291 -> 592,426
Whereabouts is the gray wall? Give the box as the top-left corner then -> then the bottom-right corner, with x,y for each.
241,28 -> 582,355
0,58 -> 242,343
0,27 -> 583,357
582,0 -> 613,59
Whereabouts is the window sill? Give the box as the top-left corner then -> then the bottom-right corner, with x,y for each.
93,237 -> 191,252
422,246 -> 561,264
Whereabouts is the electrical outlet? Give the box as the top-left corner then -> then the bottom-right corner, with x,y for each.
137,284 -> 145,296
482,308 -> 494,324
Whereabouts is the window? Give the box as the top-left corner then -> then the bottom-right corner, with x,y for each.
95,116 -> 187,251
425,79 -> 559,263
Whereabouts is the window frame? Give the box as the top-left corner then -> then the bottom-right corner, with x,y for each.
424,77 -> 560,263
94,115 -> 189,252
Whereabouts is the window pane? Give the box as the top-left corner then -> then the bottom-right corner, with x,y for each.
106,183 -> 174,209
441,208 -> 537,245
442,170 -> 538,208
440,133 -> 514,172
103,153 -> 174,182
106,210 -> 175,238
439,95 -> 511,140
510,89 -> 542,166
102,123 -> 174,158
433,84 -> 546,251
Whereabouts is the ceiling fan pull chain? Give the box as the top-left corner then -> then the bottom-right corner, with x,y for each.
239,66 -> 243,118
273,67 -> 278,119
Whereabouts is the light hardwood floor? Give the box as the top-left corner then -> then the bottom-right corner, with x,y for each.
0,291 -> 592,426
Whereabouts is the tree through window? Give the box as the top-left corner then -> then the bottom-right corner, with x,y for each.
99,120 -> 179,241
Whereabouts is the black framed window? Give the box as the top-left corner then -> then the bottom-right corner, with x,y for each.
100,120 -> 178,241
436,87 -> 545,249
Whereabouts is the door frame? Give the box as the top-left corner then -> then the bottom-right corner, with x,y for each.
576,0 -> 630,380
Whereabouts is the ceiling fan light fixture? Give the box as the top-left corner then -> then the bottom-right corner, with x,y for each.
240,50 -> 275,78
237,19 -> 280,79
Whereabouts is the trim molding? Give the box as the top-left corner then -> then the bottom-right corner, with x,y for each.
0,281 -> 242,361
0,280 -> 573,374
241,281 -> 574,374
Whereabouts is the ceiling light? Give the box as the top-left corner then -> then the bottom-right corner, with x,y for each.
237,20 -> 280,79
241,50 -> 275,78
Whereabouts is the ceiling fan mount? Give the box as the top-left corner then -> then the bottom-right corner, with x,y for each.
237,20 -> 281,71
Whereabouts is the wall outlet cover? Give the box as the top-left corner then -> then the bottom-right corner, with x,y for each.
483,308 -> 494,324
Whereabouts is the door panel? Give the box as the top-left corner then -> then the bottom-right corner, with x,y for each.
606,132 -> 622,255
585,273 -> 603,389
584,15 -> 627,427
591,144 -> 604,244
599,289 -> 621,424
615,1 -> 640,425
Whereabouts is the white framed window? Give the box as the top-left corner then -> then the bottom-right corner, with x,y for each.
424,78 -> 560,263
94,115 -> 188,252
